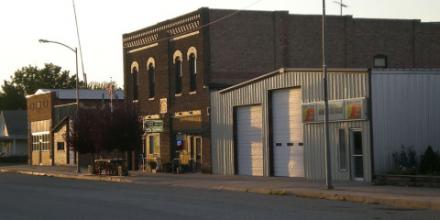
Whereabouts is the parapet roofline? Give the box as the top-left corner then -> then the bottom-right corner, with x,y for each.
123,8 -> 439,39
26,89 -> 125,100
123,7 -> 205,37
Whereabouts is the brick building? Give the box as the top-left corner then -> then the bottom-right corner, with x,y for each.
26,89 -> 123,166
122,8 -> 440,173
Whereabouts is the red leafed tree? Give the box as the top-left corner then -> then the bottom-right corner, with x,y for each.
106,102 -> 142,154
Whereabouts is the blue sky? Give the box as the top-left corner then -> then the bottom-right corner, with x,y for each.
0,0 -> 439,88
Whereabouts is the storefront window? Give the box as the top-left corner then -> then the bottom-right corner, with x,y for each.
32,133 -> 50,151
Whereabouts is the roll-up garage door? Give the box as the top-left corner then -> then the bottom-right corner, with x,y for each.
236,105 -> 263,176
272,88 -> 304,177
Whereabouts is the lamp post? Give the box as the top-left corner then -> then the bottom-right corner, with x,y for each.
322,0 -> 333,190
39,39 -> 80,173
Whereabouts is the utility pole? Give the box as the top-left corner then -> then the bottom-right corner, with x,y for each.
73,0 -> 87,86
109,77 -> 114,113
333,0 -> 348,16
322,0 -> 333,190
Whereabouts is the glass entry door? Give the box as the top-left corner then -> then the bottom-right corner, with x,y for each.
187,135 -> 202,172
350,130 -> 364,181
145,134 -> 160,162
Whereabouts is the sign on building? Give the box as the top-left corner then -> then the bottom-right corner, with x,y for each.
302,97 -> 367,123
160,98 -> 168,114
143,120 -> 164,133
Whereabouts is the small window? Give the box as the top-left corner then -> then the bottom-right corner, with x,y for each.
338,129 -> 347,170
175,57 -> 182,94
148,63 -> 155,98
373,55 -> 387,68
57,142 -> 65,151
189,53 -> 197,92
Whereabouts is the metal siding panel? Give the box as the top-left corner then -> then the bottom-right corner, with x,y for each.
372,70 -> 440,175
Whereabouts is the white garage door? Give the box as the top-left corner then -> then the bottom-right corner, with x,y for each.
272,88 -> 304,177
236,105 -> 263,176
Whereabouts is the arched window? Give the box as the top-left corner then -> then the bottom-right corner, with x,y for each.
147,58 -> 155,98
373,54 -> 387,68
130,62 -> 139,100
173,51 -> 183,95
148,64 -> 155,98
187,47 -> 197,92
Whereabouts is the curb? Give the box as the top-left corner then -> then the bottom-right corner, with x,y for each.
237,187 -> 440,211
0,168 -> 133,184
154,183 -> 440,211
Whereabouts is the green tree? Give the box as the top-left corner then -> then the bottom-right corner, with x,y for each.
0,81 -> 26,110
0,63 -> 80,110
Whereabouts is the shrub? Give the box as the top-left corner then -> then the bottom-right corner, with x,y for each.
390,145 -> 417,175
0,155 -> 28,163
148,160 -> 157,170
419,146 -> 440,175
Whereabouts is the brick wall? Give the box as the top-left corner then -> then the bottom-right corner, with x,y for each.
208,10 -> 280,86
286,15 -> 440,69
27,92 -> 54,122
207,11 -> 440,80
415,22 -> 440,67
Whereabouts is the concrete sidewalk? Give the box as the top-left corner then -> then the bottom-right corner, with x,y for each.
1,164 -> 440,211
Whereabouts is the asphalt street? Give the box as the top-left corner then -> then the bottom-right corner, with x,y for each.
0,173 -> 438,220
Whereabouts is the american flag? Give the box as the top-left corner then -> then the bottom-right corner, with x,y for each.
106,82 -> 113,98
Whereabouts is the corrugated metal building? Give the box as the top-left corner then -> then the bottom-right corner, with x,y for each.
211,69 -> 371,181
210,68 -> 440,182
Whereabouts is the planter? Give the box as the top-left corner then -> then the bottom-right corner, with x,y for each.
374,174 -> 440,187
144,166 -> 152,173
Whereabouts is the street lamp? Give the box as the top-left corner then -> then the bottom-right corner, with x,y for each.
39,38 -> 80,173
322,0 -> 333,190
